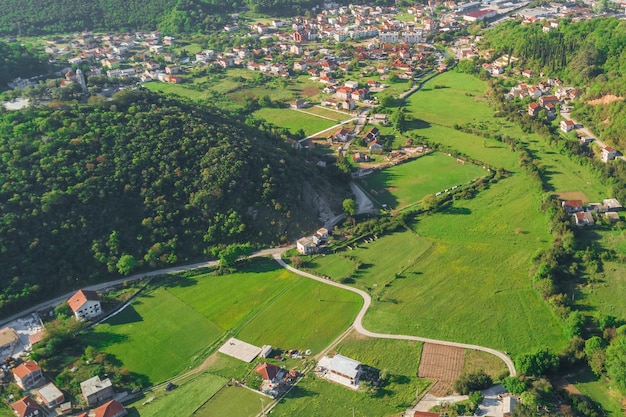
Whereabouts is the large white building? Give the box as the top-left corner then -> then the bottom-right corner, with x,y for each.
318,354 -> 362,388
379,31 -> 399,43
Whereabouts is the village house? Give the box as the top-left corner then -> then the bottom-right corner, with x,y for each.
318,354 -> 362,388
290,99 -> 307,109
0,327 -> 19,352
86,400 -> 127,417
81,376 -> 114,407
369,140 -> 384,153
296,237 -> 315,255
574,211 -> 595,226
538,95 -> 559,107
353,152 -> 370,162
13,360 -> 45,390
603,198 -> 623,212
36,382 -> 64,408
68,290 -> 102,321
11,397 -> 41,417
562,200 -> 584,213
560,119 -> 575,133
528,102 -> 542,117
601,146 -> 617,162
313,228 -> 329,245
362,127 -> 380,143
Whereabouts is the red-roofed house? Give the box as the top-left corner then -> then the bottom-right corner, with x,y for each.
13,361 -> 44,390
562,200 -> 584,213
89,400 -> 127,417
560,119 -> 575,133
68,290 -> 101,321
255,363 -> 285,383
602,146 -> 617,163
528,102 -> 542,117
11,397 -> 41,417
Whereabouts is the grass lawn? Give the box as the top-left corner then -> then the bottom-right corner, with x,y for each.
463,350 -> 510,380
86,287 -> 225,384
571,368 -> 624,417
193,386 -> 266,417
305,105 -> 353,121
360,175 -> 568,356
127,372 -> 226,417
87,259 -> 361,384
253,107 -> 339,136
0,405 -> 13,417
575,227 -> 626,321
236,277 -> 362,354
143,82 -> 208,100
357,152 -> 488,210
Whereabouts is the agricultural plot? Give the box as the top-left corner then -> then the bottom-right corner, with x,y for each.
126,372 -> 226,417
252,107 -> 339,136
418,344 -> 465,397
357,152 -> 488,210
462,350 -> 509,380
360,174 -> 568,356
88,259 -> 361,384
193,386 -> 266,417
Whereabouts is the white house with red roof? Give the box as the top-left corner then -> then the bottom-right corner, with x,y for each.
89,400 -> 127,417
11,396 -> 41,417
602,146 -> 617,163
13,361 -> 44,390
68,290 -> 102,321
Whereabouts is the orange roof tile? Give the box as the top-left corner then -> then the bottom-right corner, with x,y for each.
67,290 -> 100,312
13,361 -> 41,379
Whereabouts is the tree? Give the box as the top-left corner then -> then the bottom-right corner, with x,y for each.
453,370 -> 493,394
606,335 -> 626,393
502,376 -> 527,395
343,198 -> 357,216
391,107 -> 408,133
290,255 -> 303,268
515,349 -> 559,376
217,243 -> 252,268
422,194 -> 438,211
116,254 -> 138,275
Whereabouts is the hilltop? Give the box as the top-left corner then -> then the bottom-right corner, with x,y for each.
0,89 -> 346,315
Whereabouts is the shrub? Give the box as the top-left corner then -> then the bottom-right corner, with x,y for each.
453,370 -> 493,394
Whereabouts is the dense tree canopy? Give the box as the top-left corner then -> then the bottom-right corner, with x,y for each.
0,41 -> 48,87
0,89 -> 338,315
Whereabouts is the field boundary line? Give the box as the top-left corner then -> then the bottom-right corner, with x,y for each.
272,253 -> 517,377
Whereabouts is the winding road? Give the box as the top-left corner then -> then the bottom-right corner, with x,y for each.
272,253 -> 517,377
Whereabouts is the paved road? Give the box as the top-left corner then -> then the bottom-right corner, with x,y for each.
0,247 -> 290,329
273,254 -> 517,376
561,112 -> 626,162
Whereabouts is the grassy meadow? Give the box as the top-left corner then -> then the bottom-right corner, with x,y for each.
253,107 -> 340,136
127,372 -> 226,417
357,152 -> 488,210
88,258 -> 361,384
193,386 -> 266,417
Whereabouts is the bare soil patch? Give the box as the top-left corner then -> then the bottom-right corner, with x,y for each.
587,95 -> 624,106
418,343 -> 465,396
554,190 -> 590,203
302,86 -> 321,97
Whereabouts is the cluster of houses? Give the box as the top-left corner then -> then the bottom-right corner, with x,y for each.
0,290 -> 132,417
7,360 -> 126,417
561,198 -> 623,226
296,227 -> 329,255
253,363 -> 300,398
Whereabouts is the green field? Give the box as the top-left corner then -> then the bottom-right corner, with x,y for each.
88,259 -> 361,383
272,332 -> 430,417
362,175 -> 567,355
193,386 -> 266,417
572,369 -> 625,417
127,372 -> 226,417
357,152 -> 488,210
253,107 -> 339,136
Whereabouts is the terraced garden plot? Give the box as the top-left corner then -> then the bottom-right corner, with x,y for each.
418,344 -> 465,396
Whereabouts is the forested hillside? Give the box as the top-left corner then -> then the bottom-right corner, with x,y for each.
0,41 -> 48,86
0,0 -> 329,36
0,90 -> 340,315
482,18 -> 626,146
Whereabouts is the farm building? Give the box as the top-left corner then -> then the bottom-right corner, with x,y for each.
573,211 -> 594,227
313,228 -> 329,245
603,198 -> 623,212
318,354 -> 362,388
68,290 -> 102,321
561,200 -> 583,213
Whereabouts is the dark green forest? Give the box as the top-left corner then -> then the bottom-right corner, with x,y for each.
0,0 -> 331,36
482,18 -> 626,147
0,90 -> 339,316
0,41 -> 48,87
